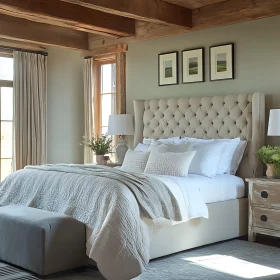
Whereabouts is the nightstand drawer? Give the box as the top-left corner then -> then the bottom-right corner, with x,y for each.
254,207 -> 280,231
253,184 -> 280,208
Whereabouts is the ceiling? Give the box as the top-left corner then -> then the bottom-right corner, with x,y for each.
163,0 -> 228,9
0,0 -> 279,54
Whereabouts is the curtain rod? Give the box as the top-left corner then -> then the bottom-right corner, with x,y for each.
0,46 -> 48,56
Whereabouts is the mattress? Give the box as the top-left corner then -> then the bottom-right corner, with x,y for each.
188,174 -> 245,204
151,173 -> 244,224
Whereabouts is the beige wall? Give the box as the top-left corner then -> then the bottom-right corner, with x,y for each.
126,16 -> 280,146
47,47 -> 84,163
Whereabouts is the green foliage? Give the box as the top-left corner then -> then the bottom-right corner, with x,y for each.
257,146 -> 280,169
80,134 -> 113,155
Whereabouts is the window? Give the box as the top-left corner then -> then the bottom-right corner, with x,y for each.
0,56 -> 13,181
95,58 -> 116,135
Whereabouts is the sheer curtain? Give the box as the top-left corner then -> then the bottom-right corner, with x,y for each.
84,57 -> 95,163
13,51 -> 47,170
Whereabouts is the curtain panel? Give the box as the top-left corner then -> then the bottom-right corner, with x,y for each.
84,57 -> 95,164
13,51 -> 47,170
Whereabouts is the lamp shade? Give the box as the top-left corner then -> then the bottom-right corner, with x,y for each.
108,114 -> 134,136
268,109 -> 280,136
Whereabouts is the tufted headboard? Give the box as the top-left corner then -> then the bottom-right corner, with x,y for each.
134,92 -> 265,179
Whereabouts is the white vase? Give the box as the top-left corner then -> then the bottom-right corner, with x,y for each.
96,155 -> 105,165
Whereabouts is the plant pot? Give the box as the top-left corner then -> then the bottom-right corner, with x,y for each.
96,155 -> 105,165
266,164 -> 276,179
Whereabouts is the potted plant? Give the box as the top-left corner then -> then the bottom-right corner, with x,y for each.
257,146 -> 280,178
80,134 -> 113,164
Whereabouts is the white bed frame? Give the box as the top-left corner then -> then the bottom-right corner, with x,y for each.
133,92 -> 265,259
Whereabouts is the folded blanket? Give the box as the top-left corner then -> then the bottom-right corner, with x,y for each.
0,164 -> 182,280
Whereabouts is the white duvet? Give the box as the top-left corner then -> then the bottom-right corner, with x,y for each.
0,165 -> 208,280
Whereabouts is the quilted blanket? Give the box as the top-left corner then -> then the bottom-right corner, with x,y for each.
0,164 -> 182,280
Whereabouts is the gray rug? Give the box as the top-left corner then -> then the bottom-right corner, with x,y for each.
1,240 -> 280,280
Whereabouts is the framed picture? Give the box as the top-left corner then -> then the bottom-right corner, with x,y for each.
182,48 -> 204,84
158,52 -> 178,86
210,43 -> 234,81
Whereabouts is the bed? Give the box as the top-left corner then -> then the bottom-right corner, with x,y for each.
0,92 -> 265,280
133,92 -> 265,259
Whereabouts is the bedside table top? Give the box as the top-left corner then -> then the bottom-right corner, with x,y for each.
246,178 -> 280,185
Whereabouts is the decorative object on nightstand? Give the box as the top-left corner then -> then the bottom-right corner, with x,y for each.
257,146 -> 280,179
108,114 -> 134,165
80,134 -> 113,164
246,178 -> 280,242
256,110 -> 280,178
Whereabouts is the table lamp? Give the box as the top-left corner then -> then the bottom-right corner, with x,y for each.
268,109 -> 280,136
108,114 -> 134,164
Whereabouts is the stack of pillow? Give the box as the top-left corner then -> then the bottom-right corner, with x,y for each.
121,136 -> 247,178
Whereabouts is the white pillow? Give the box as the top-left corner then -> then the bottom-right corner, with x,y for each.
134,143 -> 149,152
148,139 -> 181,151
143,137 -> 180,145
157,142 -> 195,153
181,137 -> 240,175
227,140 -> 247,175
189,142 -> 226,178
144,150 -> 196,177
180,137 -> 214,143
215,138 -> 240,174
121,149 -> 150,173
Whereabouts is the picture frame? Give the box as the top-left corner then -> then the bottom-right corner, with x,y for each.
158,51 -> 178,86
210,43 -> 234,81
182,48 -> 205,84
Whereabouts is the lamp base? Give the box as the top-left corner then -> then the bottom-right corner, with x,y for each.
116,136 -> 128,165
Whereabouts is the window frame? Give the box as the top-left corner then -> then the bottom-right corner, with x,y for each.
94,56 -> 116,136
0,54 -> 13,181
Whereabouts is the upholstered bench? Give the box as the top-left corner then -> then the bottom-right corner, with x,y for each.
0,205 -> 87,276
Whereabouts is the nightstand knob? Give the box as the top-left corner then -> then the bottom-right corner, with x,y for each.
261,191 -> 268,198
261,215 -> 268,222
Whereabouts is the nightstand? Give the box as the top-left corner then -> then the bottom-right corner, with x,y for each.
246,178 -> 280,242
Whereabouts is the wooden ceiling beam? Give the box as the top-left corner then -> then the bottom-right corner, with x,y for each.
89,0 -> 280,49
83,44 -> 128,58
0,38 -> 46,53
0,0 -> 135,38
61,0 -> 192,28
162,0 -> 227,9
0,14 -> 88,50
192,0 -> 280,30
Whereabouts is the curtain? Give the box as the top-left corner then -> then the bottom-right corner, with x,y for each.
84,57 -> 95,164
13,51 -> 47,170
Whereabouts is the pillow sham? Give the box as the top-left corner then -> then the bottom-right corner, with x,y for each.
215,138 -> 240,174
144,150 -> 196,177
181,137 -> 240,174
134,143 -> 149,152
148,139 -> 181,151
157,142 -> 195,153
180,137 -> 214,143
121,149 -> 150,173
189,141 -> 226,178
227,140 -> 247,175
143,137 -> 180,145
